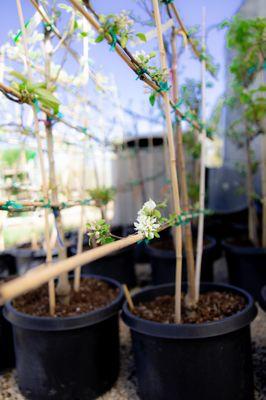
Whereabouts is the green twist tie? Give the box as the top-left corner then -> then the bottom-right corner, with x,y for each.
13,20 -> 30,43
157,81 -> 171,93
172,99 -> 183,111
1,200 -> 23,211
200,52 -> 207,61
33,98 -> 40,113
109,28 -> 118,51
39,199 -> 51,209
161,0 -> 174,4
136,68 -> 148,80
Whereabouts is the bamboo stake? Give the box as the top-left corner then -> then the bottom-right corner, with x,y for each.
195,7 -> 207,302
123,284 -> 135,312
152,0 -> 182,323
16,0 -> 55,315
74,16 -> 90,291
170,23 -> 196,306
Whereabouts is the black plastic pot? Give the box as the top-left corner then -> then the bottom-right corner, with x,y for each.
146,236 -> 216,285
204,208 -> 248,258
122,282 -> 257,400
0,252 -> 17,278
223,239 -> 266,300
259,286 -> 266,311
4,275 -> 124,400
70,227 -> 136,287
0,277 -> 16,372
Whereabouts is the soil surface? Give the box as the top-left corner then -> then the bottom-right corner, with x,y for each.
12,277 -> 119,317
133,291 -> 246,324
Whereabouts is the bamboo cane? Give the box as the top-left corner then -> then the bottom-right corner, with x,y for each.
170,24 -> 196,306
16,0 -> 55,315
123,284 -> 135,312
195,7 -> 207,302
152,0 -> 182,323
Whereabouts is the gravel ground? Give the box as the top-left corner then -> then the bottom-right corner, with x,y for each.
0,260 -> 265,399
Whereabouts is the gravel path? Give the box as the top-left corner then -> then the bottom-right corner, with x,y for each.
0,305 -> 265,400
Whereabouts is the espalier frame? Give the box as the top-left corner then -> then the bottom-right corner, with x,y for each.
0,0 -> 210,322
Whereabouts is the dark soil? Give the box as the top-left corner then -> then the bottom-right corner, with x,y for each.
133,291 -> 246,324
151,237 -> 209,252
12,277 -> 119,317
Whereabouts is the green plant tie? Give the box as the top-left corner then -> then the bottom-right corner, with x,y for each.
172,99 -> 183,111
199,51 -> 207,61
161,0 -> 174,4
13,20 -> 30,43
33,98 -> 41,113
1,200 -> 23,211
109,28 -> 118,51
157,81 -> 171,93
135,68 -> 148,80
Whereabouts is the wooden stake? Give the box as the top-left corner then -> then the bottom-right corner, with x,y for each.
195,7 -> 207,302
123,284 -> 135,312
152,0 -> 182,323
16,0 -> 55,315
170,24 -> 196,306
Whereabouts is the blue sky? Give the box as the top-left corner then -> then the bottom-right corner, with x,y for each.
0,0 -> 243,128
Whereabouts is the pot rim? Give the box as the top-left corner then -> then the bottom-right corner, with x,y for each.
121,282 -> 257,339
146,235 -> 216,259
4,275 -> 124,332
222,238 -> 266,254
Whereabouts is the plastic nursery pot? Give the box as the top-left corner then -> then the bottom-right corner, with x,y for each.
122,282 -> 257,400
204,208 -> 248,258
0,252 -> 17,278
223,239 -> 266,300
70,227 -> 136,287
146,235 -> 216,285
4,275 -> 124,400
0,276 -> 16,373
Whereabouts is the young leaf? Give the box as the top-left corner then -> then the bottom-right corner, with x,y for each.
136,32 -> 147,42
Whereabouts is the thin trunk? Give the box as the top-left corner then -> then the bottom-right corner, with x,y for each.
152,0 -> 182,323
245,137 -> 259,246
195,8 -> 207,302
170,26 -> 196,306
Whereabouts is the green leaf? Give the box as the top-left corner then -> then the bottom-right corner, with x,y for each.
149,92 -> 156,106
9,70 -> 28,83
95,34 -> 104,43
136,32 -> 147,42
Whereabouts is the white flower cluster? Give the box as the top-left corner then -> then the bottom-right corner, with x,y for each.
134,199 -> 161,240
87,221 -> 101,244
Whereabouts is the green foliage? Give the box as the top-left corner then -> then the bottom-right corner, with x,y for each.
10,71 -> 60,114
88,187 -> 115,207
226,16 -> 266,87
96,11 -> 134,48
1,148 -> 36,167
86,219 -> 115,246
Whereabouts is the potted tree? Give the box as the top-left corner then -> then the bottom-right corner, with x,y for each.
222,15 -> 266,300
1,2 -> 124,398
